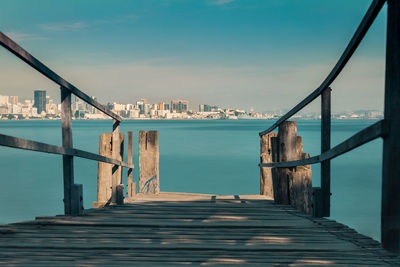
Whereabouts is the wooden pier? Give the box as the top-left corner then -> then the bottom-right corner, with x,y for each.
2,0 -> 400,265
1,192 -> 398,266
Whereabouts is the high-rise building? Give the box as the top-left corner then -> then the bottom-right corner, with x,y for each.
34,90 -> 46,114
199,104 -> 217,112
171,100 -> 189,113
9,96 -> 18,105
159,102 -> 165,111
136,100 -> 144,114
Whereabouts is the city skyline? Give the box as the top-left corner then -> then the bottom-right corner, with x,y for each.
0,0 -> 386,113
0,89 -> 384,121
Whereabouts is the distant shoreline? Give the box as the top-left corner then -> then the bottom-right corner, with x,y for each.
0,117 -> 382,122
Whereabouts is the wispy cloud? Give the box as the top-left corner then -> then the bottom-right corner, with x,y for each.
209,0 -> 235,6
40,21 -> 86,32
4,32 -> 47,42
40,14 -> 138,32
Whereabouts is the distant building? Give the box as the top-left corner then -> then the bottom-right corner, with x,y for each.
159,102 -> 170,111
34,90 -> 46,114
9,96 -> 18,105
144,103 -> 151,115
136,100 -> 144,114
0,95 -> 9,106
199,104 -> 218,112
171,100 -> 189,113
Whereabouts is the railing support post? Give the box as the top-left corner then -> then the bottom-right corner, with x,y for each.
382,0 -> 400,253
111,119 -> 121,204
321,87 -> 331,217
60,87 -> 74,215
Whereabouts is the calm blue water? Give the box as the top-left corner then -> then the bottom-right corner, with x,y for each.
0,119 -> 382,241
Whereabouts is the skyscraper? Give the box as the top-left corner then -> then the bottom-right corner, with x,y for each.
34,90 -> 46,114
171,100 -> 189,113
9,96 -> 18,105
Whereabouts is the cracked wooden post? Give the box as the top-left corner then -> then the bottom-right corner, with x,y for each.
273,121 -> 312,214
260,132 -> 278,198
290,136 -> 312,215
93,132 -> 124,208
275,121 -> 297,205
139,131 -> 159,194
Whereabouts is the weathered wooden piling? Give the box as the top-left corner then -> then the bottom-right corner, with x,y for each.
139,131 -> 159,194
261,121 -> 312,214
290,136 -> 312,215
275,121 -> 297,205
260,132 -> 278,198
93,132 -> 124,207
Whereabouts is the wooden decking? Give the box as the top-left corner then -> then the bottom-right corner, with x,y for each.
0,192 -> 399,266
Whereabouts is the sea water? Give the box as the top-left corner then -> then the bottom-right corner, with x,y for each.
0,119 -> 381,241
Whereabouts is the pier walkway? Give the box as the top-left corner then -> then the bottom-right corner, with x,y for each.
0,192 -> 398,266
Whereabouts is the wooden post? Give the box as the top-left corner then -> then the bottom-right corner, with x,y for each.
111,119 -> 121,204
321,87 -> 331,217
93,132 -> 124,208
71,184 -> 83,215
271,137 -> 280,203
275,121 -> 297,205
116,184 -> 124,205
260,132 -> 278,198
382,0 -> 400,253
139,131 -> 159,194
60,87 -> 74,215
290,137 -> 312,215
127,131 -> 136,198
271,122 -> 312,214
312,187 -> 324,217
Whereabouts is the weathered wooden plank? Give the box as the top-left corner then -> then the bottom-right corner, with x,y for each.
139,131 -> 159,194
0,194 -> 397,265
382,0 -> 400,254
0,31 -> 121,121
259,0 -> 386,136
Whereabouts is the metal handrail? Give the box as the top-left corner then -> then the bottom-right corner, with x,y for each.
259,0 -> 385,136
0,31 -> 131,215
258,0 -> 400,253
0,32 -> 122,122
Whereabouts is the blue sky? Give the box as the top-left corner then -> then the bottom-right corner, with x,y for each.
0,0 -> 387,112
